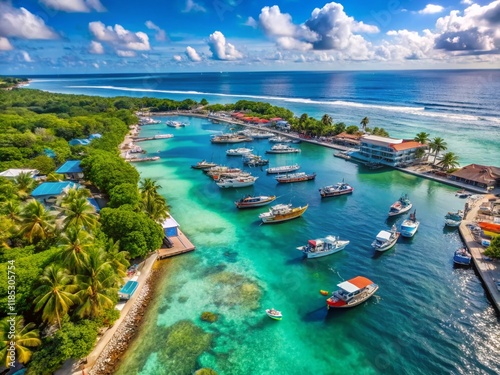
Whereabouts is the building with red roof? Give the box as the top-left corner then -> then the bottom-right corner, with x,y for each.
450,164 -> 500,189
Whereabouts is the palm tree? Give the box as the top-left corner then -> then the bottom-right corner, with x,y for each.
15,172 -> 36,201
18,200 -> 55,243
0,216 -> 14,249
140,178 -> 169,223
360,117 -> 369,132
437,152 -> 460,171
1,200 -> 21,224
33,265 -> 79,329
414,132 -> 430,145
60,196 -> 98,231
0,316 -> 41,367
102,239 -> 129,278
321,114 -> 333,126
429,137 -> 448,164
75,248 -> 120,319
58,226 -> 93,271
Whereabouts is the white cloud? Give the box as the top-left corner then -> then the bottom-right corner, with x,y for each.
384,29 -> 437,60
93,63 -> 99,69
89,22 -> 150,56
208,31 -> 243,60
185,46 -> 202,61
39,0 -> 106,13
0,37 -> 13,50
145,21 -> 167,42
276,37 -> 313,51
0,3 -> 58,39
259,5 -> 304,38
183,0 -> 206,13
21,51 -> 33,62
89,41 -> 104,54
173,55 -> 182,62
461,0 -> 473,4
418,4 -> 445,15
244,16 -> 258,28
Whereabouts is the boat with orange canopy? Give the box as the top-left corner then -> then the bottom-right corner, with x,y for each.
326,276 -> 379,309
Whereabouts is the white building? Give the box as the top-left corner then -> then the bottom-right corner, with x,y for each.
0,168 -> 39,179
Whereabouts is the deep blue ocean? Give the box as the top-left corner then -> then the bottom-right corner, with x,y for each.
26,71 -> 500,375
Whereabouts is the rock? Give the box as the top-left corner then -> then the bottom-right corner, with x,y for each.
200,311 -> 218,323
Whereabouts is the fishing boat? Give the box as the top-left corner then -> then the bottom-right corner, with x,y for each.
455,189 -> 471,198
211,172 -> 251,181
326,276 -> 379,309
191,160 -> 218,169
266,164 -> 300,174
226,147 -> 253,156
444,210 -> 464,227
216,175 -> 258,188
234,195 -> 276,209
269,136 -> 299,143
453,248 -> 472,266
371,225 -> 400,251
211,134 -> 253,144
265,144 -> 301,154
275,172 -> 316,183
319,181 -> 353,197
265,308 -> 282,320
166,120 -> 186,128
259,203 -> 308,224
205,166 -> 241,176
388,194 -> 412,216
400,211 -> 420,238
297,235 -> 350,259
243,154 -> 269,166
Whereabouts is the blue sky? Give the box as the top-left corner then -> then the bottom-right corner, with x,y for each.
0,0 -> 499,74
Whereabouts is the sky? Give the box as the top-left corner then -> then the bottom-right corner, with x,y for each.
0,0 -> 499,74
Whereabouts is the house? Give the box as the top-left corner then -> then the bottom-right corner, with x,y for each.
162,216 -> 179,237
55,160 -> 84,180
450,164 -> 500,189
350,135 -> 426,167
31,181 -> 79,204
332,132 -> 362,146
0,168 -> 38,179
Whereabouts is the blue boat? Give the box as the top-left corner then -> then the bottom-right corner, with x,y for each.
453,248 -> 471,266
400,211 -> 420,237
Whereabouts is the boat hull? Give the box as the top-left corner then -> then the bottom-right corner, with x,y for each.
320,189 -> 353,198
372,235 -> 400,251
217,180 -> 257,188
327,285 -> 379,309
260,205 -> 308,224
400,222 -> 419,238
388,203 -> 413,217
301,243 -> 348,258
235,196 -> 276,209
276,174 -> 316,183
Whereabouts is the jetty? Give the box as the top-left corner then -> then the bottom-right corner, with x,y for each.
157,216 -> 195,259
125,156 -> 160,162
133,134 -> 174,142
459,194 -> 500,313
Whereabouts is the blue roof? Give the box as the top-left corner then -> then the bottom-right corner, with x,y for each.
69,139 -> 91,146
44,148 -> 56,158
31,181 -> 79,197
56,160 -> 82,174
88,197 -> 100,213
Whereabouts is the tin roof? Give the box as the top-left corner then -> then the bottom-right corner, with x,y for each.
31,181 -> 78,197
55,160 -> 82,174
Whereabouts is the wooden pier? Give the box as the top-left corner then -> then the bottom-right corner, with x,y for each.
125,156 -> 160,162
157,229 -> 195,259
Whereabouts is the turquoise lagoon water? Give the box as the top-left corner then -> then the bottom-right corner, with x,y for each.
114,117 -> 499,375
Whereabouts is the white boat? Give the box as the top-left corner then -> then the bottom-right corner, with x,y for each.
388,194 -> 412,216
319,181 -> 353,198
166,120 -> 186,128
266,164 -> 300,174
259,203 -> 308,224
265,308 -> 282,320
400,211 -> 420,238
241,130 -> 275,138
216,176 -> 258,188
226,147 -> 253,156
445,210 -> 464,227
154,134 -> 174,139
326,276 -> 379,309
265,144 -> 301,154
371,225 -> 400,251
297,236 -> 350,258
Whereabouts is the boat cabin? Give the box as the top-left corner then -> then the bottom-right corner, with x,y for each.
336,276 -> 373,302
376,231 -> 392,243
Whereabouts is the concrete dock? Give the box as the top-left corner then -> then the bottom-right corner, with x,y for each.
157,229 -> 195,259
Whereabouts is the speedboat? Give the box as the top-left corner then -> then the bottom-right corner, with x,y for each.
265,144 -> 301,154
211,134 -> 253,144
259,203 -> 308,224
265,308 -> 282,320
205,166 -> 241,176
216,176 -> 258,188
371,225 -> 400,251
191,160 -> 218,169
326,276 -> 379,309
388,194 -> 412,216
226,147 -> 253,156
445,210 -> 464,227
453,248 -> 472,266
266,164 -> 300,174
400,211 -> 420,238
297,236 -> 350,258
243,154 -> 269,166
235,195 -> 276,209
319,181 -> 353,198
166,120 -> 186,128
275,172 -> 316,183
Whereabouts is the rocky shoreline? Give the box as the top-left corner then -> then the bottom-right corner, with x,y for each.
89,262 -> 166,375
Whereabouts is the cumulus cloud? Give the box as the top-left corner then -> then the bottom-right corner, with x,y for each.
418,4 -> 445,14
244,16 -> 258,28
93,62 -> 99,69
461,0 -> 473,4
173,55 -> 182,62
89,22 -> 150,56
0,37 -> 13,50
89,41 -> 104,54
39,0 -> 106,13
145,21 -> 167,42
0,3 -> 58,39
208,31 -> 243,60
183,0 -> 206,13
185,46 -> 202,61
385,29 -> 437,60
21,51 -> 33,62
258,2 -> 378,57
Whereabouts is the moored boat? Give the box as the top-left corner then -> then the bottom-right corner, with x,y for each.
235,195 -> 276,209
388,194 -> 412,216
265,308 -> 282,320
226,147 -> 253,156
297,235 -> 350,258
269,136 -> 299,143
319,181 -> 353,197
455,189 -> 471,198
191,160 -> 218,169
266,164 -> 300,174
211,134 -> 253,144
371,225 -> 400,251
243,154 -> 269,166
216,175 -> 258,188
205,166 -> 241,176
326,276 -> 379,309
265,144 -> 301,154
400,210 -> 420,238
166,120 -> 186,128
445,210 -> 464,227
259,203 -> 308,224
477,221 -> 500,234
453,247 -> 472,266
275,172 -> 316,183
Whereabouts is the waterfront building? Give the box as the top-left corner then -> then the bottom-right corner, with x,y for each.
55,160 -> 84,180
332,132 -> 362,147
350,135 -> 426,167
450,164 -> 500,190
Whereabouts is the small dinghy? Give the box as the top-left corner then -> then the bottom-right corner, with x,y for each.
265,308 -> 282,320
